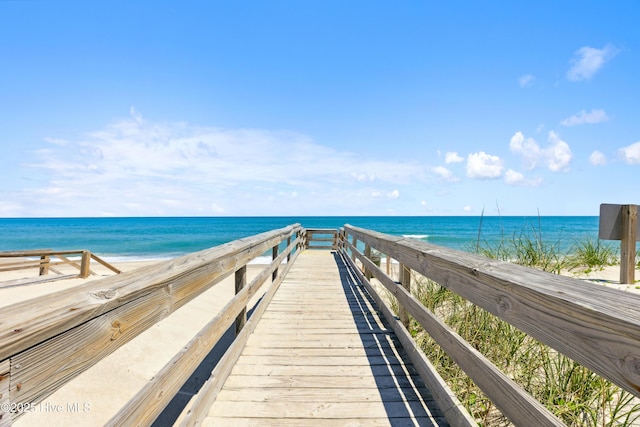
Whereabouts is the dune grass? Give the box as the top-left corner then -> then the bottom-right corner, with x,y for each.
565,237 -> 618,274
384,217 -> 640,425
398,275 -> 640,426
468,215 -> 568,274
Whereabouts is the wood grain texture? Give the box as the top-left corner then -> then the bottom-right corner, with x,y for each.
0,224 -> 301,362
10,290 -> 171,422
178,250 -> 301,426
345,225 -> 640,400
106,237 -> 301,426
342,251 -> 476,427
344,241 -> 561,426
199,250 -> 450,427
2,225 -> 301,425
620,204 -> 638,284
0,359 -> 10,427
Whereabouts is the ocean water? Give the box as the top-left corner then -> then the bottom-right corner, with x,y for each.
0,216 -> 600,262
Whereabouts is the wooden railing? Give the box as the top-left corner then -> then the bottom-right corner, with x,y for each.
341,225 -> 640,426
303,228 -> 339,250
0,224 -> 303,425
0,249 -> 121,278
4,224 -> 638,426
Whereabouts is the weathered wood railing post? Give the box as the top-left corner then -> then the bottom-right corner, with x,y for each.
621,204 -> 638,284
39,254 -> 50,276
364,244 -> 372,279
80,250 -> 91,278
398,263 -> 411,328
386,254 -> 391,276
235,266 -> 247,335
600,203 -> 639,284
272,245 -> 279,283
286,237 -> 291,263
351,236 -> 357,264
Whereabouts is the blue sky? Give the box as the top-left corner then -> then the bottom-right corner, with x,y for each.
1,1 -> 639,217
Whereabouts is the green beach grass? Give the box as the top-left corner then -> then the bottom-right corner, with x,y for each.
384,228 -> 640,426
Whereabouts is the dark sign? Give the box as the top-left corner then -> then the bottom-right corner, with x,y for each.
599,204 -> 640,241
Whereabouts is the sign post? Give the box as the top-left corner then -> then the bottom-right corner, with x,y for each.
599,204 -> 639,284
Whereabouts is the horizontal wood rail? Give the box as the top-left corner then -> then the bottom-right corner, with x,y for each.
0,249 -> 121,278
5,222 -> 637,426
303,228 -> 339,250
341,224 -> 640,426
0,224 -> 302,425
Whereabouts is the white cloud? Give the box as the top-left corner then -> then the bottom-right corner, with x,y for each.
445,152 -> 464,164
351,172 -> 376,182
504,169 -> 543,187
547,131 -> 572,172
463,205 -> 472,212
432,166 -> 459,182
504,169 -> 524,185
509,131 -> 572,172
620,142 -> 640,165
561,109 -> 609,126
466,152 -> 503,179
43,137 -> 69,146
510,131 -> 542,169
518,74 -> 535,87
589,150 -> 607,166
371,189 -> 399,199
11,113 -> 430,216
130,106 -> 143,124
567,44 -> 619,81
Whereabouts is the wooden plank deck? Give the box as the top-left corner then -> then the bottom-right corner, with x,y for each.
204,250 -> 450,426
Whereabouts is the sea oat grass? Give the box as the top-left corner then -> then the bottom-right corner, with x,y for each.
378,216 -> 639,424
566,237 -> 618,273
404,275 -> 640,426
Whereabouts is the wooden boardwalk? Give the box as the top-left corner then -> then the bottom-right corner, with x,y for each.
204,250 -> 449,426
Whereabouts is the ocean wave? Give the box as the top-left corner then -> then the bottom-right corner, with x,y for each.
403,234 -> 429,239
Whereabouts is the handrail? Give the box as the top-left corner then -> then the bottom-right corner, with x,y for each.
303,228 -> 338,250
341,224 -> 640,426
0,224 -> 302,424
0,249 -> 121,278
109,227 -> 303,425
6,223 -> 637,425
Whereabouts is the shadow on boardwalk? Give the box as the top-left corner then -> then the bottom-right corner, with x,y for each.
333,251 -> 449,426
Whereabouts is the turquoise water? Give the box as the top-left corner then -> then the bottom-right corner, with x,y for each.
0,216 -> 600,261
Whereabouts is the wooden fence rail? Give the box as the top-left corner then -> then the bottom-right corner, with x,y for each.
0,224 -> 302,425
303,228 -> 339,250
3,223 -> 639,426
0,249 -> 121,278
342,224 -> 640,426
